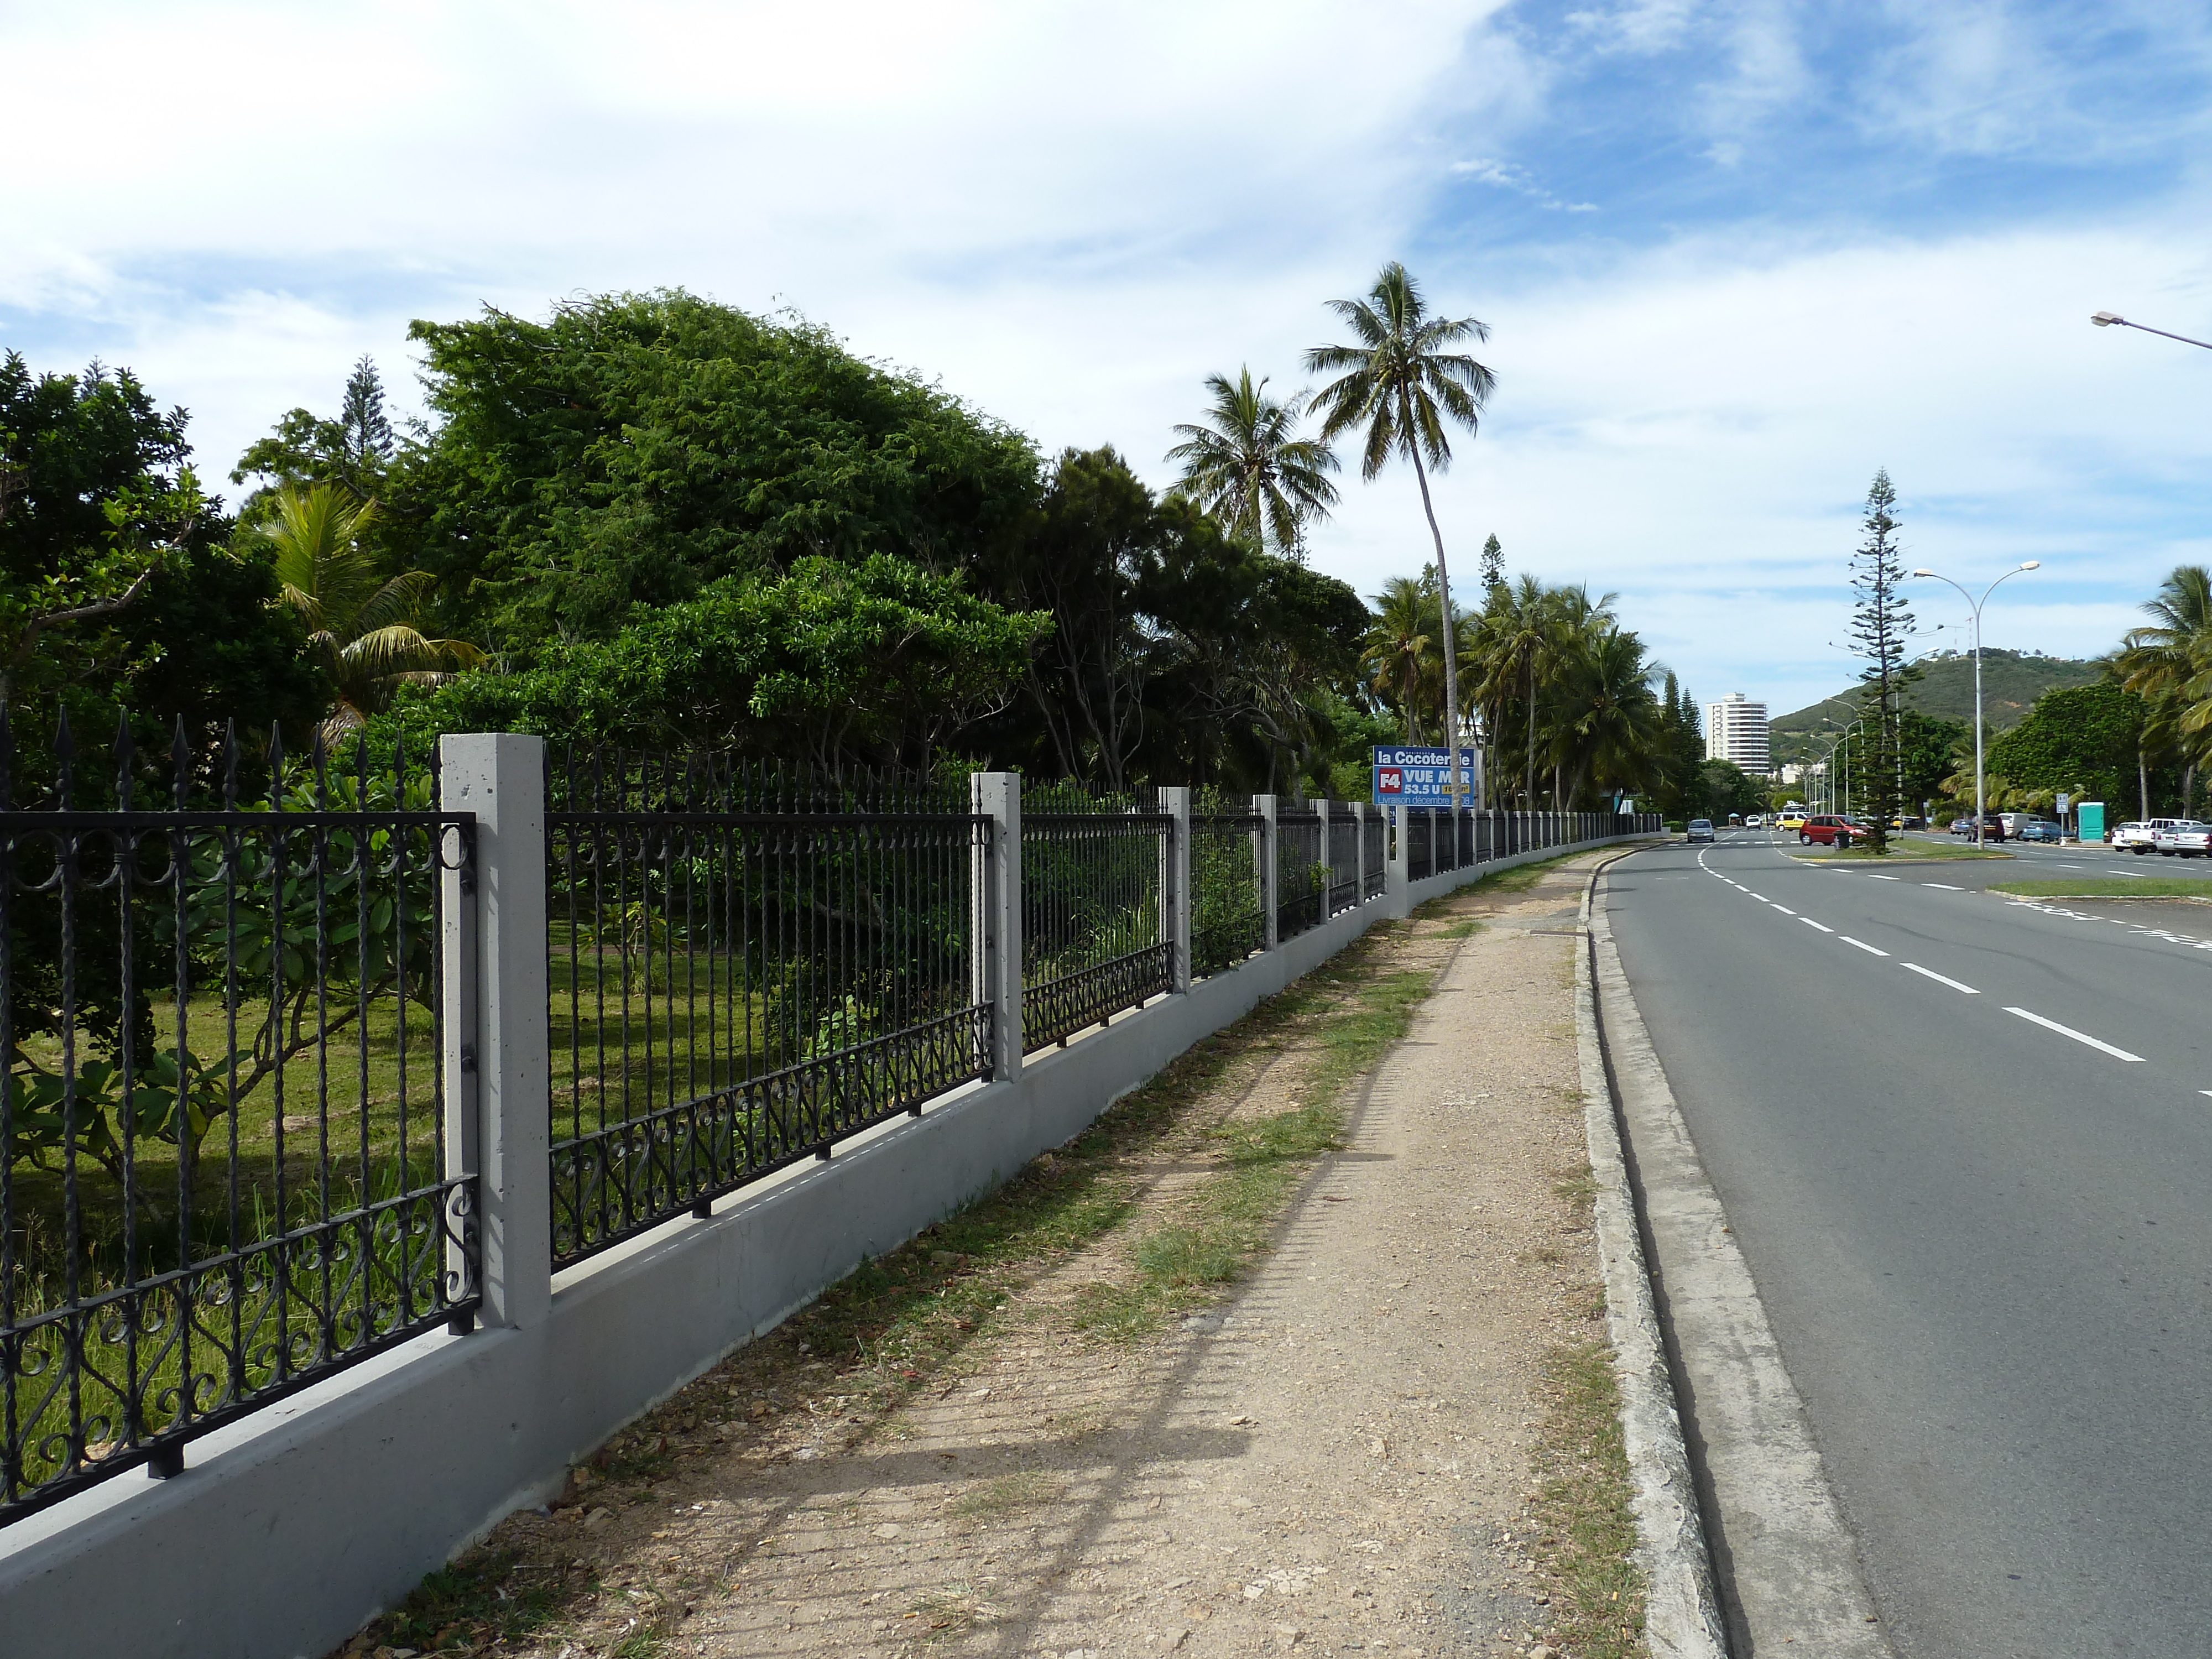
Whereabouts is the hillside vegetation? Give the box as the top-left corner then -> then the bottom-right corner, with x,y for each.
1770,650 -> 2103,762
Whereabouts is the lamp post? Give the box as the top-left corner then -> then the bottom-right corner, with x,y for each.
2090,311 -> 2212,351
1907,564 -> 2042,846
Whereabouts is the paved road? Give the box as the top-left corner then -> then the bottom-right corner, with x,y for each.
1605,831 -> 2212,1658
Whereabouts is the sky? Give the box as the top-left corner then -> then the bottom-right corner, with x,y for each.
6,0 -> 2211,718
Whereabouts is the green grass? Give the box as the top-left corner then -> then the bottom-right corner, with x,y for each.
1529,1338 -> 1647,1659
367,1550 -> 582,1651
1992,877 -> 2212,899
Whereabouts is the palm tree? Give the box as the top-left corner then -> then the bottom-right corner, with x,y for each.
2115,565 -> 2212,816
1472,576 -> 1560,807
262,482 -> 484,738
1553,618 -> 1662,808
1306,263 -> 1495,804
1166,368 -> 1341,559
1361,575 -> 1436,743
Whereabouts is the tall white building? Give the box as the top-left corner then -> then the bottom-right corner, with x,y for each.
1705,692 -> 1771,774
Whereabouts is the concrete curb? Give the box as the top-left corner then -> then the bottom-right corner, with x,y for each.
1574,861 -> 1730,1659
1584,851 -> 1897,1658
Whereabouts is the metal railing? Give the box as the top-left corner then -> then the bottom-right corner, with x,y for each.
1276,801 -> 1324,941
1,718 -> 476,1522
1019,784 -> 1172,1051
545,754 -> 990,1267
1361,804 -> 1387,901
1191,795 -> 1265,979
1327,807 -> 1360,916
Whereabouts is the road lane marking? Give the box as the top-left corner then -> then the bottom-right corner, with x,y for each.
1771,904 -> 1797,915
1745,893 -> 1768,901
1866,874 -> 1900,880
1901,962 -> 1979,994
2004,1007 -> 2146,1062
1800,918 -> 1834,932
1923,882 -> 1963,890
1840,937 -> 1888,956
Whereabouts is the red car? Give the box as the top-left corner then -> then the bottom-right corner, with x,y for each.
1798,815 -> 1865,847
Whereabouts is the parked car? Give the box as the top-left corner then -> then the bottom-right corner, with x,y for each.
2115,818 -> 2180,853
1686,818 -> 1715,843
1949,816 -> 1976,837
2153,821 -> 2211,857
1799,814 -> 1864,847
2016,818 -> 2063,843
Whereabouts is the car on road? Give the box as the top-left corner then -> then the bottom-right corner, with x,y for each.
1777,811 -> 1808,832
1686,818 -> 1715,843
1799,813 -> 1865,847
2153,821 -> 2211,857
2016,818 -> 2063,843
1745,813 -> 1764,828
2115,818 -> 2180,853
1949,816 -> 1976,836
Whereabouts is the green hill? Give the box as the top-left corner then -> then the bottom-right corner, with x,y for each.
1768,651 -> 2106,765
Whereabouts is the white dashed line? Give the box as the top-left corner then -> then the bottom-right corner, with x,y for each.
2004,1007 -> 2145,1063
1866,874 -> 1901,881
1840,937 -> 1888,956
1770,904 -> 1797,915
1745,893 -> 1767,902
1901,962 -> 1979,994
1800,918 -> 1834,932
1923,883 -> 1963,891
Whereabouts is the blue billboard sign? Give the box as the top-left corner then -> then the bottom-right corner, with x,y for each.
1371,747 -> 1480,805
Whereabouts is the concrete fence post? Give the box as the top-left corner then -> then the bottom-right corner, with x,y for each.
971,772 -> 1024,1081
439,734 -> 551,1332
1386,805 -> 1410,919
1256,794 -> 1280,950
1161,785 -> 1192,993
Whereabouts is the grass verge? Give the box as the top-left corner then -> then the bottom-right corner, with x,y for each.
1992,877 -> 2212,899
1529,1337 -> 1646,1659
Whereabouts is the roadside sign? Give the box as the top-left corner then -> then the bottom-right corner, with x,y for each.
2077,801 -> 2105,843
2056,792 -> 2070,816
1371,747 -> 1480,806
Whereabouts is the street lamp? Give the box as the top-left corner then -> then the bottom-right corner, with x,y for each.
1907,563 -> 2042,846
2091,311 -> 2212,351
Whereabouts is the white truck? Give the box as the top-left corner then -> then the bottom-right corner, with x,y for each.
2114,818 -> 2180,853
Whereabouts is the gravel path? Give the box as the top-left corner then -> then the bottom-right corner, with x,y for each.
395,858 -> 1620,1659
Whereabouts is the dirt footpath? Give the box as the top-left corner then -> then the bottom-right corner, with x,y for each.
363,855 -> 1634,1659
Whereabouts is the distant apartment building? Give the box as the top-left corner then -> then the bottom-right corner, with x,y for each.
1705,692 -> 1771,774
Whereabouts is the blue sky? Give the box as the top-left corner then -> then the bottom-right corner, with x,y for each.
5,1 -> 2210,717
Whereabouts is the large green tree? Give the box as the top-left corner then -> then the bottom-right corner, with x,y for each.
1985,683 -> 2147,813
1845,469 -> 1912,853
392,291 -> 1041,650
1305,263 -> 1494,805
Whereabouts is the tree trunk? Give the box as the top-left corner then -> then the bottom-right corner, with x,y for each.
2140,749 -> 2150,821
1405,421 -> 1463,806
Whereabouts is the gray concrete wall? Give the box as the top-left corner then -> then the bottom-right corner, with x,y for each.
0,833 -> 1647,1659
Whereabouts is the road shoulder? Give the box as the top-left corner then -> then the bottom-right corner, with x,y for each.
1587,851 -> 1894,1658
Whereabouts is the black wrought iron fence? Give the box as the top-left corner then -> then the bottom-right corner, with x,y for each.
545,754 -> 989,1267
1275,802 -> 1324,941
1191,795 -> 1265,979
1,717 -> 476,1524
1327,809 -> 1359,916
1020,784 -> 1172,1051
1361,805 -> 1387,901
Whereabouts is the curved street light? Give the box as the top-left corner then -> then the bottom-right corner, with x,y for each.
2091,311 -> 2212,351
1907,563 -> 2042,846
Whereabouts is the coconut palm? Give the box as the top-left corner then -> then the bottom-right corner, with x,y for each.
2115,565 -> 2212,815
262,482 -> 483,738
1166,368 -> 1341,559
1306,263 -> 1495,803
1552,617 -> 1662,807
1470,576 -> 1562,807
1361,576 -> 1437,743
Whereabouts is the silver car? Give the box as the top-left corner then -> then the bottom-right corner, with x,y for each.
2153,821 -> 2211,857
1686,818 -> 1715,843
